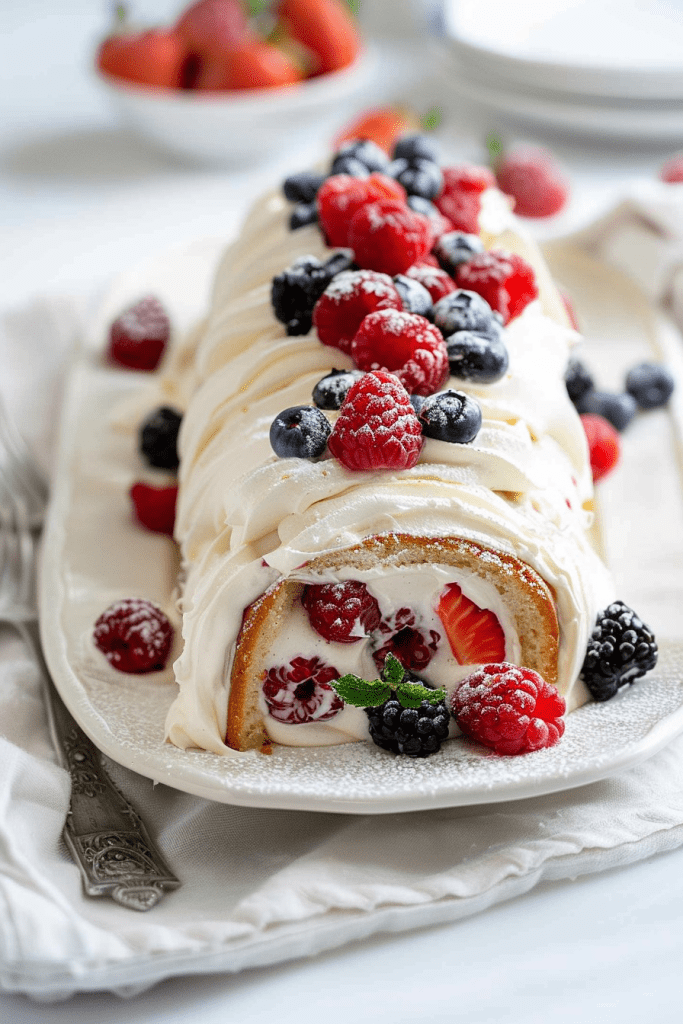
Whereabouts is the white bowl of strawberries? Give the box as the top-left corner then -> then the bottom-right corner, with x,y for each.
95,0 -> 373,165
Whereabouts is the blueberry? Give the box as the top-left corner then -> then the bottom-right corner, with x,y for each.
625,362 -> 675,409
446,331 -> 509,384
434,232 -> 485,275
564,356 -> 594,405
290,202 -> 318,230
332,139 -> 389,174
330,155 -> 369,178
323,250 -> 355,277
396,159 -> 444,201
433,289 -> 499,338
407,195 -> 439,218
270,406 -> 331,459
418,390 -> 482,444
393,274 -> 433,318
393,134 -> 441,165
139,406 -> 182,470
271,256 -> 331,335
283,171 -> 326,204
386,157 -> 409,179
575,390 -> 638,432
410,393 -> 426,415
312,369 -> 363,410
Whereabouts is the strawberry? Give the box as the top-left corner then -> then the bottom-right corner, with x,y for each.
97,29 -> 188,89
175,0 -> 250,58
195,40 -> 303,90
277,0 -> 361,74
332,106 -> 418,155
660,154 -> 683,183
436,583 -> 506,666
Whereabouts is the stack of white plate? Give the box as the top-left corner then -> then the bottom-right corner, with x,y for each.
440,0 -> 683,141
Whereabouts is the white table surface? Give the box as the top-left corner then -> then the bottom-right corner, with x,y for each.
2,1 -> 683,1019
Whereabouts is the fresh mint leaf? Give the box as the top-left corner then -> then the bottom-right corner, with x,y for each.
396,682 -> 446,709
382,653 -> 405,688
332,674 -> 391,708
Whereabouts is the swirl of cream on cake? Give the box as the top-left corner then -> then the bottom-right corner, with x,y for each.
164,187 -> 613,757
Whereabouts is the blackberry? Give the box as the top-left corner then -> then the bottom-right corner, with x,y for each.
392,133 -> 441,165
331,139 -> 389,174
418,389 -> 482,444
564,356 -> 594,405
575,390 -> 637,432
434,232 -> 485,276
433,289 -> 500,339
581,601 -> 658,702
271,253 -> 352,335
283,171 -> 326,204
290,202 -> 318,230
139,406 -> 182,470
366,691 -> 450,757
445,330 -> 509,383
625,362 -> 675,410
393,274 -> 433,318
269,406 -> 331,459
312,368 -> 363,409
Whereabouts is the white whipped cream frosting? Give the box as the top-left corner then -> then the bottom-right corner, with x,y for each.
164,187 -> 614,757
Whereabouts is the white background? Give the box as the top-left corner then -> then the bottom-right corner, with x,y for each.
2,1 -> 683,1019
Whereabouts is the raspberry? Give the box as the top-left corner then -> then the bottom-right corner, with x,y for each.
262,657 -> 343,724
406,263 -> 457,303
130,482 -> 177,536
317,173 -> 406,247
580,414 -> 620,483
372,607 -> 440,673
434,191 -> 481,235
351,309 -> 449,396
495,146 -> 569,218
93,598 -> 173,674
328,370 -> 424,471
313,269 -> 403,354
302,580 -> 381,643
441,164 -> 496,195
348,200 -> 433,276
455,250 -> 538,325
108,296 -> 171,371
660,154 -> 683,183
451,663 -> 565,755
581,602 -> 658,702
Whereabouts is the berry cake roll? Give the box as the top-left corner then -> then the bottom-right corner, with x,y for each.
164,138 -> 642,758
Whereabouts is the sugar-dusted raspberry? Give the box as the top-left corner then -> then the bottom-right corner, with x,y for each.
434,191 -> 481,235
312,269 -> 403,354
451,663 -> 565,755
328,370 -> 424,471
317,173 -> 407,247
130,482 -> 177,536
302,580 -> 381,643
495,146 -> 569,218
441,164 -> 496,195
108,296 -> 170,371
372,606 -> 440,673
455,250 -> 538,325
406,263 -> 457,304
262,657 -> 344,724
348,200 -> 433,276
580,413 -> 620,483
351,309 -> 449,396
94,598 -> 173,674
660,154 -> 683,183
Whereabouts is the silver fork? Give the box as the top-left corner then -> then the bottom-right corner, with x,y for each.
0,405 -> 180,911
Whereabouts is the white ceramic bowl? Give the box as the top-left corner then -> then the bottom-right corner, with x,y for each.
97,49 -> 375,165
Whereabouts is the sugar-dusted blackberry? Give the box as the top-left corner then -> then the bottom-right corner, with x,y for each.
332,139 -> 390,174
271,255 -> 332,335
393,133 -> 441,165
418,389 -> 482,444
312,368 -> 363,409
575,390 -> 637,432
269,405 -> 331,459
290,202 -> 318,230
139,405 -> 182,470
434,231 -> 485,276
625,362 -> 675,410
581,601 -> 658,702
365,692 -> 450,757
564,356 -> 594,405
283,170 -> 326,204
433,288 -> 500,339
445,330 -> 509,383
393,273 -> 434,318
393,159 -> 444,201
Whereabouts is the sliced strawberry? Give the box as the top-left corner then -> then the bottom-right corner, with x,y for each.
436,582 -> 506,665
277,0 -> 361,75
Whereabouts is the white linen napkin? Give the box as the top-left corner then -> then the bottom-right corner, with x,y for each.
2,186 -> 683,1001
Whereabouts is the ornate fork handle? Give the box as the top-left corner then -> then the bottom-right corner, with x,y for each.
20,619 -> 180,911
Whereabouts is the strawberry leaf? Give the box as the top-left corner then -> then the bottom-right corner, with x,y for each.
332,674 -> 391,708
396,682 -> 446,709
